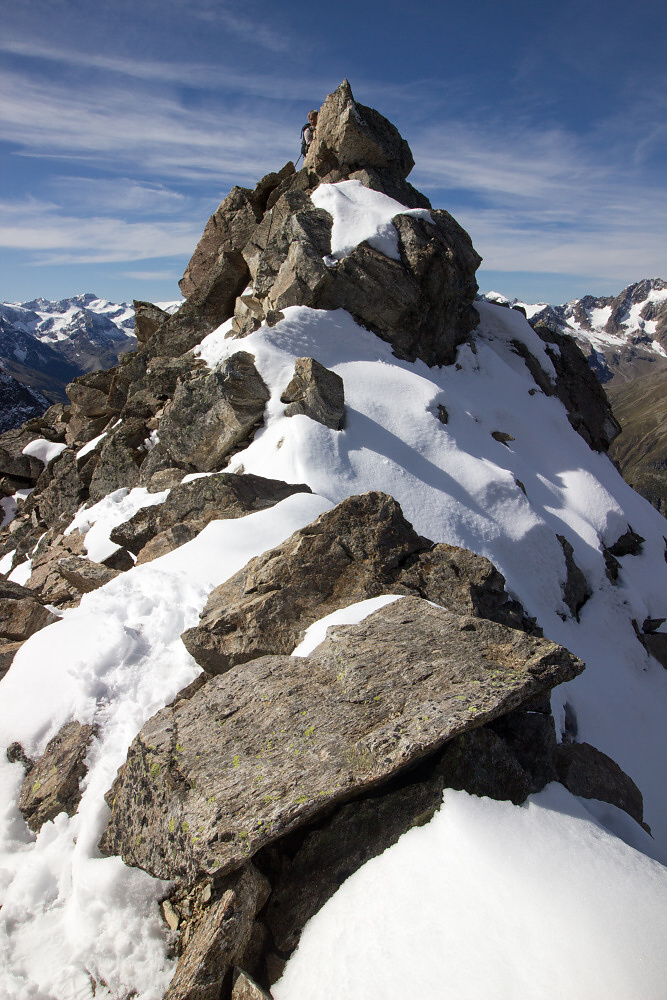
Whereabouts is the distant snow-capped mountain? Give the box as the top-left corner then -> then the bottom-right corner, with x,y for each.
0,294 -> 182,431
0,293 -> 137,381
483,278 -> 667,384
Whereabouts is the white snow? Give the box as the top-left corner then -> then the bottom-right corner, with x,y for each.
0,492 -> 331,999
76,431 -> 108,460
273,785 -> 667,1000
2,287 -> 667,998
64,487 -> 170,563
310,180 -> 432,261
0,549 -> 15,575
291,595 -> 405,656
0,489 -> 32,528
8,559 -> 32,586
21,439 -> 67,466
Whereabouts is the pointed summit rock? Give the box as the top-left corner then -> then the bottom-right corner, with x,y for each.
166,80 -> 480,368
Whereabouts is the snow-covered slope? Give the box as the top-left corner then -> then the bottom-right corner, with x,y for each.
483,278 -> 667,384
1,300 -> 666,999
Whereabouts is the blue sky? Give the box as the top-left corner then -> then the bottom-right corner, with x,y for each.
1,0 -> 665,306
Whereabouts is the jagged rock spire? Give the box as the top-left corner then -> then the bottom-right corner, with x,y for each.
172,80 -> 481,369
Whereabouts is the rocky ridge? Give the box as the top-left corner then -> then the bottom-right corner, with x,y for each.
0,81 -> 658,1000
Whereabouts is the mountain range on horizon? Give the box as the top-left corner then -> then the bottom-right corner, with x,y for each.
3,279 -> 665,511
0,80 -> 665,1000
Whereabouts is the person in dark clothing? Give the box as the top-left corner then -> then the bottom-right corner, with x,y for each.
300,110 -> 319,156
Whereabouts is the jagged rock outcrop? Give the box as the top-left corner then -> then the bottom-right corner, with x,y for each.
512,324 -> 621,452
173,80 -> 480,370
180,163 -> 295,299
157,353 -> 270,474
163,864 -> 270,1000
280,357 -> 345,429
109,472 -> 312,564
556,741 -> 646,827
182,492 -> 534,675
557,535 -> 591,620
100,596 -> 583,882
18,720 -> 95,832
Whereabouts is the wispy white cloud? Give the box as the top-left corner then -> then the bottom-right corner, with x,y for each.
410,121 -> 667,281
0,198 -> 200,263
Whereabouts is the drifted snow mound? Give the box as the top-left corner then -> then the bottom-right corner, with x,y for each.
273,785 -> 667,1000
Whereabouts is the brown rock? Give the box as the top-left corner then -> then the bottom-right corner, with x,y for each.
231,971 -> 273,1000
110,472 -> 311,560
182,492 -> 533,675
164,865 -> 269,1000
100,597 -> 583,882
56,555 -> 121,593
280,357 -> 345,430
18,720 -> 95,832
304,79 -> 414,184
0,595 -> 58,641
134,301 -> 170,345
157,354 -> 270,474
556,741 -> 645,826
149,250 -> 249,359
180,163 -> 294,299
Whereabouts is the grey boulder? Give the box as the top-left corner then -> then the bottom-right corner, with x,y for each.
99,596 -> 583,882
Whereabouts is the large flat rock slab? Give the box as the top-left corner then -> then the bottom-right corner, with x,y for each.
181,491 -> 533,675
100,597 -> 583,882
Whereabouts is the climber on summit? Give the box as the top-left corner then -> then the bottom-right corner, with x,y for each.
300,110 -> 318,158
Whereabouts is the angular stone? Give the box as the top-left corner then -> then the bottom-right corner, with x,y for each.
607,526 -> 645,557
0,595 -> 58,641
150,252 -> 249,359
398,540 -> 536,633
181,492 -> 431,673
56,555 -> 121,593
164,864 -> 269,1000
158,354 -> 270,474
304,79 -> 414,184
180,163 -> 294,299
100,597 -> 583,881
110,472 -> 311,562
134,301 -> 170,345
28,449 -> 88,530
182,492 -> 533,675
0,446 -> 43,484
280,357 -> 345,430
557,535 -> 591,620
231,971 -> 272,1000
88,419 -> 150,501
66,370 -> 115,418
315,210 -> 481,367
18,720 -> 95,832
556,741 -> 644,826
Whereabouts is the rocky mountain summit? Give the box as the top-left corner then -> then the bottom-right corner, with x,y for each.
0,81 -> 666,1000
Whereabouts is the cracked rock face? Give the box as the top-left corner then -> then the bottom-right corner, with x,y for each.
18,720 -> 96,832
99,596 -> 583,882
157,352 -> 270,473
181,491 -> 535,675
280,357 -> 345,430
